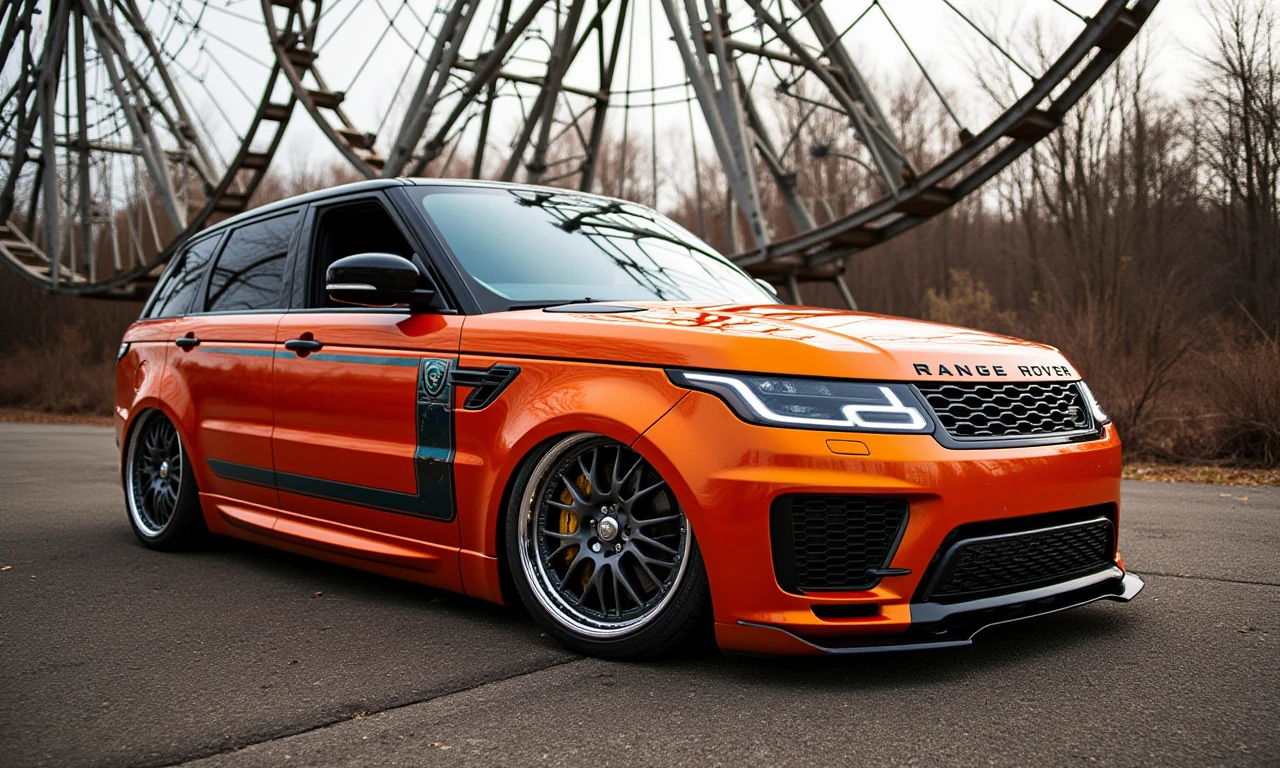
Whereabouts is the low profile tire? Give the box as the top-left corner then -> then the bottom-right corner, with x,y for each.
505,433 -> 711,659
124,410 -> 207,550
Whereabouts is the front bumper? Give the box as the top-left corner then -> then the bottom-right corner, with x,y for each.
634,391 -> 1137,656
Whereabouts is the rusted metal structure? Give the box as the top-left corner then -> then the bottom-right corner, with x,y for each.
2,0 -> 1158,302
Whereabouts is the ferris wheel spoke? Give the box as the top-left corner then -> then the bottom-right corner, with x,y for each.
83,2 -> 185,232
409,0 -> 554,175
743,0 -> 903,195
660,0 -> 769,248
2,0 -> 288,295
383,0 -> 483,178
500,0 -> 587,183
116,0 -> 220,188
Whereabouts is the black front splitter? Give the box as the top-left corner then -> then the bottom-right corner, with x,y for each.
737,568 -> 1144,655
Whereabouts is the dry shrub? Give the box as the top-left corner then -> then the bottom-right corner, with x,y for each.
1193,323 -> 1280,464
1027,293 -> 1199,451
0,326 -> 115,414
921,269 -> 1019,335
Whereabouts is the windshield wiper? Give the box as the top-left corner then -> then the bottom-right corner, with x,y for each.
505,297 -> 611,311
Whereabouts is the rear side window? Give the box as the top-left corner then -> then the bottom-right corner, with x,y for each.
204,213 -> 297,313
145,236 -> 219,318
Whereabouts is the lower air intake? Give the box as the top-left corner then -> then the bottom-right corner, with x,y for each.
771,495 -> 909,593
927,517 -> 1115,601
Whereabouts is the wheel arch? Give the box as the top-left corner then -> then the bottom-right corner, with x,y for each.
486,421 -> 707,608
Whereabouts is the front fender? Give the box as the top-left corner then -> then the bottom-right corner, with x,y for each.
452,357 -> 688,564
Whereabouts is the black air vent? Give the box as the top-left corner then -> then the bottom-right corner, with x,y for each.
771,495 -> 909,593
450,364 -> 520,410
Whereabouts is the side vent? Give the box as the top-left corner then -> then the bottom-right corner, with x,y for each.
450,364 -> 520,410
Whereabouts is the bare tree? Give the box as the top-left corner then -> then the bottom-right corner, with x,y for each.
1195,0 -> 1280,330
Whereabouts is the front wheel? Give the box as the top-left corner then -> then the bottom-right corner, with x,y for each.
124,410 -> 208,550
505,434 -> 711,659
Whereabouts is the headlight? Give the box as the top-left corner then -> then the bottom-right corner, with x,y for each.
1078,381 -> 1110,425
668,370 -> 932,433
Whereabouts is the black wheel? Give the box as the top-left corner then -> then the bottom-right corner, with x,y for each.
505,433 -> 711,659
124,410 -> 207,550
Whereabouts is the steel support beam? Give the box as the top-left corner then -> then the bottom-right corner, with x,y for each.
410,0 -> 554,175
741,0 -> 902,195
36,0 -> 72,279
470,0 -> 513,179
384,0 -> 480,177
800,0 -> 911,185
82,0 -> 185,230
579,0 -> 629,192
509,0 -> 588,183
659,0 -> 768,249
119,0 -> 218,190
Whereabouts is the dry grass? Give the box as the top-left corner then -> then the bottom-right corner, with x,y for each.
0,326 -> 116,416
0,407 -> 113,426
1123,462 -> 1280,487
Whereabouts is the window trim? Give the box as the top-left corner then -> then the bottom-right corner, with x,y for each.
289,190 -> 462,314
140,230 -> 225,320
191,208 -> 302,316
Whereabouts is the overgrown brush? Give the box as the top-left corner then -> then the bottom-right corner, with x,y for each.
0,326 -> 115,414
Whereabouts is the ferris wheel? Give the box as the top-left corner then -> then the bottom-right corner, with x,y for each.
0,0 -> 298,298
1,0 -> 1157,301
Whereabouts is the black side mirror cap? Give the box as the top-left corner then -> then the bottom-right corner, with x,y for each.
326,253 -> 437,307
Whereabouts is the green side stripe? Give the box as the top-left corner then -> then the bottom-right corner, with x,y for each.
201,347 -> 277,358
305,352 -> 419,367
196,346 -> 418,366
204,357 -> 456,521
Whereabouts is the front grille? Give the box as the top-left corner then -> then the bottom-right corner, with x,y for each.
916,381 -> 1092,439
770,495 -> 908,593
927,518 -> 1114,601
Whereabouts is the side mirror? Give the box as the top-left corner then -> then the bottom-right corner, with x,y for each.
755,278 -> 779,297
326,253 -> 437,307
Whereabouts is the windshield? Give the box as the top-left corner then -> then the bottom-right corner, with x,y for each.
412,186 -> 777,310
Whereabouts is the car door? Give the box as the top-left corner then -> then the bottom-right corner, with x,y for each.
166,210 -> 300,533
269,193 -> 464,577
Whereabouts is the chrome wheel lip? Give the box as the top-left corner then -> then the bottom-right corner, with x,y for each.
517,434 -> 692,640
125,411 -> 183,538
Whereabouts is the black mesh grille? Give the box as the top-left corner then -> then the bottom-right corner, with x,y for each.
917,381 -> 1092,439
929,519 -> 1114,600
771,496 -> 908,592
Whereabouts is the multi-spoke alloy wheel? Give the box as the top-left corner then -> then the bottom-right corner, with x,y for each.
124,411 -> 206,550
509,434 -> 709,657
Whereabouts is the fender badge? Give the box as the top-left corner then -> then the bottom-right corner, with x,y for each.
422,359 -> 449,399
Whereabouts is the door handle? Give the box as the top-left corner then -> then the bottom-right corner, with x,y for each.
284,338 -> 323,354
174,335 -> 200,350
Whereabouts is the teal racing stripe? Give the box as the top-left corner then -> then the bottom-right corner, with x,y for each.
196,346 -> 418,366
203,357 -> 456,521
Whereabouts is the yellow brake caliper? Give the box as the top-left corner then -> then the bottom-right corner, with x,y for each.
560,473 -> 593,588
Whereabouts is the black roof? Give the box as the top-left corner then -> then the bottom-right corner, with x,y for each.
203,177 -> 628,236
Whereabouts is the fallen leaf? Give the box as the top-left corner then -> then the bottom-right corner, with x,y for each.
0,565 -> 11,571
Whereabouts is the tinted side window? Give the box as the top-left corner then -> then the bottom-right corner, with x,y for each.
204,213 -> 297,313
146,236 -> 220,318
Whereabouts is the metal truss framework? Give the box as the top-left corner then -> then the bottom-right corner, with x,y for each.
2,0 -> 1158,306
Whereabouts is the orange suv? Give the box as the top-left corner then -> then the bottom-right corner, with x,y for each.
116,179 -> 1142,658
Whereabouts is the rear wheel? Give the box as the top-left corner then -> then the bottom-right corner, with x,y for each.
124,410 -> 207,550
505,434 -> 710,659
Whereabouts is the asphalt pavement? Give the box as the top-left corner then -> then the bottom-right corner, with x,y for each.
0,422 -> 1276,767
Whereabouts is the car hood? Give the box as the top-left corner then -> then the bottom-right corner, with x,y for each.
460,302 -> 1079,382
